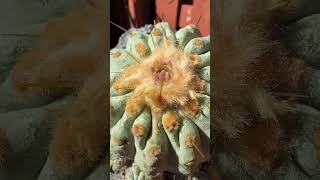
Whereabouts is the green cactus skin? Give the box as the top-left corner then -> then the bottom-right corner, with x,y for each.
110,22 -> 210,179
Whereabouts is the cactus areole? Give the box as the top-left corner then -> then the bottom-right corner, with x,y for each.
110,22 -> 210,179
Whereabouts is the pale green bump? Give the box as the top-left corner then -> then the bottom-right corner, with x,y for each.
199,66 -> 210,82
142,115 -> 169,172
126,31 -> 148,49
110,48 -> 138,71
132,149 -> 146,173
162,112 -> 203,175
132,108 -> 152,150
178,117 -> 201,175
184,36 -> 210,55
148,27 -> 163,51
110,71 -> 120,86
111,112 -> 141,144
126,31 -> 151,59
110,112 -> 140,171
125,167 -> 134,179
175,24 -> 202,49
162,117 -> 180,153
137,172 -> 145,180
126,165 -> 150,180
195,112 -> 210,137
131,166 -> 140,179
111,157 -> 126,173
178,98 -> 210,138
110,48 -> 138,86
110,93 -> 131,127
200,94 -> 210,118
204,82 -> 210,95
142,142 -> 160,173
155,22 -> 177,42
198,51 -> 210,68
148,22 -> 177,51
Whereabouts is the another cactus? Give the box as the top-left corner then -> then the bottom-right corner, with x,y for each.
211,0 -> 320,180
0,1 -> 108,179
110,23 -> 210,179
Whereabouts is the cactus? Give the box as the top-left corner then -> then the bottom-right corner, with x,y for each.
211,0 -> 320,179
110,23 -> 210,178
2,0 -> 320,179
0,0 -> 108,179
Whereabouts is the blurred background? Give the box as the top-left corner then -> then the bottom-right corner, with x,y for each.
110,0 -> 210,48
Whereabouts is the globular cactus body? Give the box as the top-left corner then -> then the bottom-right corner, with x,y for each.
0,1 -> 108,179
110,23 -> 210,178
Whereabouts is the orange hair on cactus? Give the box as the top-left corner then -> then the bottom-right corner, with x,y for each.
213,0 -> 306,175
10,0 -> 106,96
226,121 -> 288,175
213,0 -> 305,137
8,0 -> 108,176
49,67 -> 107,175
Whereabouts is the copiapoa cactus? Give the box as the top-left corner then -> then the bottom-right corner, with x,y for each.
110,23 -> 210,179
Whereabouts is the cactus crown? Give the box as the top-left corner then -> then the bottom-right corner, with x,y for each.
110,22 -> 210,178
